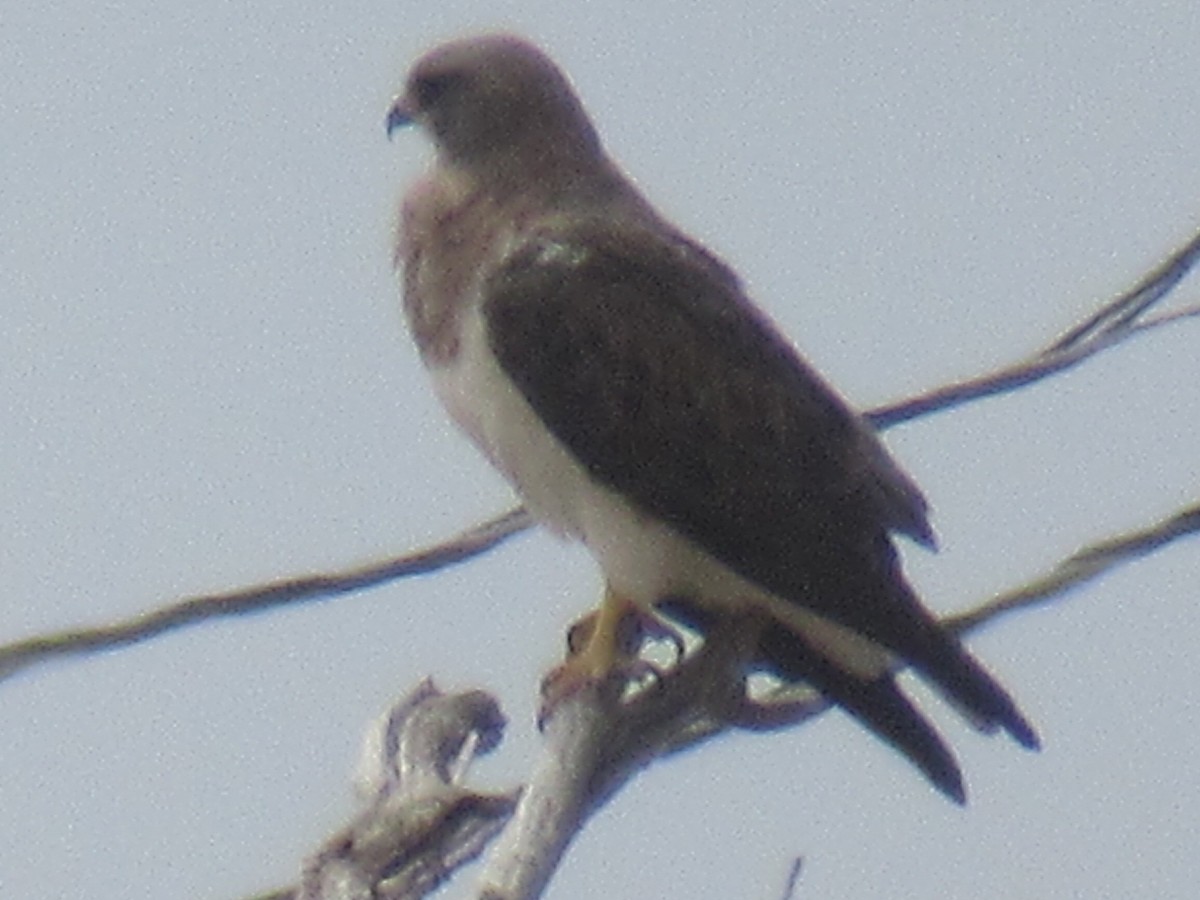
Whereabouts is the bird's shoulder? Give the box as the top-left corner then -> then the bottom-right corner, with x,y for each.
486,213 -> 743,322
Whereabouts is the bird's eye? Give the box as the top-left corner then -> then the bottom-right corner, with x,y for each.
413,73 -> 456,109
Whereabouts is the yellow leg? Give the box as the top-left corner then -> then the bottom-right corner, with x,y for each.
541,587 -> 639,715
571,586 -> 635,678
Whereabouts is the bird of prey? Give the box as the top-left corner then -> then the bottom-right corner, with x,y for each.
386,33 -> 1037,803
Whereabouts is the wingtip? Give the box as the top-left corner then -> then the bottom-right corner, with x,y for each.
1010,718 -> 1041,751
919,738 -> 967,806
918,749 -> 966,805
942,776 -> 968,807
994,693 -> 1040,751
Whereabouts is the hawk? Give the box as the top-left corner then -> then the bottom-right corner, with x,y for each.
386,33 -> 1037,802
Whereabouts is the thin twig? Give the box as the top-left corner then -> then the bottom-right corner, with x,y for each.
947,501 -> 1200,636
868,229 -> 1200,429
1048,229 -> 1200,351
781,857 -> 804,900
0,508 -> 532,683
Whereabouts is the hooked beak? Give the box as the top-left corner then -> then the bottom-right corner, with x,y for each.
385,94 -> 416,139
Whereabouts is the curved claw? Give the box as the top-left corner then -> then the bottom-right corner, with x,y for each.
542,588 -> 692,727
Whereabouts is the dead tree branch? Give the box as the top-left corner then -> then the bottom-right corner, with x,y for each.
245,497 -> 1199,900
868,227 -> 1200,428
246,680 -> 516,900
0,508 -> 532,683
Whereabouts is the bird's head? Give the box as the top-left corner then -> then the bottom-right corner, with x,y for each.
386,34 -> 604,179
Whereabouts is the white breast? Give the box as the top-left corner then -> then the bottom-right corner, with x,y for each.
429,302 -> 591,537
426,302 -> 679,589
428,303 -> 723,598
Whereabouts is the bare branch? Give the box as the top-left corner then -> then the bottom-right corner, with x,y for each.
0,508 -> 532,684
946,501 -> 1200,637
1048,228 -> 1200,352
248,680 -> 518,900
475,683 -> 619,900
781,857 -> 805,900
868,228 -> 1200,429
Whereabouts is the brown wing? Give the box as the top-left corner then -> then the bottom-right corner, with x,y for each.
483,219 -> 1037,789
486,220 -> 927,628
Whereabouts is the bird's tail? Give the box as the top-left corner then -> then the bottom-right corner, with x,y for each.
813,544 -> 1041,755
905,621 -> 1040,752
757,624 -> 968,804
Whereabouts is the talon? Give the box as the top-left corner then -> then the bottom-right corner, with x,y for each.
564,611 -> 598,657
542,587 -> 688,724
539,587 -> 693,726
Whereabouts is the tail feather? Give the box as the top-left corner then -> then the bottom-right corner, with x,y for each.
758,624 -> 967,804
910,633 -> 1040,751
816,553 -> 1040,752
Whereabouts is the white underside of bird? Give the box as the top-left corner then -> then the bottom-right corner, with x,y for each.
429,286 -> 892,681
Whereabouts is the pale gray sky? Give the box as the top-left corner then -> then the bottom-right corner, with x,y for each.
3,3 -> 1199,898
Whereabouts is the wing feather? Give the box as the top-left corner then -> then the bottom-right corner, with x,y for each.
486,220 -> 925,622
484,219 -> 1036,754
